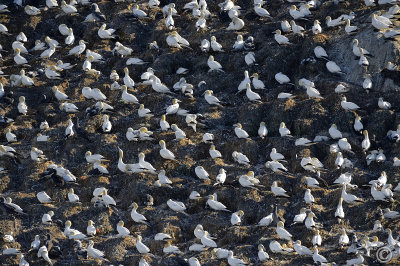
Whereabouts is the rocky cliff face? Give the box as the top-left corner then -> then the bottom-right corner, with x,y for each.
0,0 -> 400,265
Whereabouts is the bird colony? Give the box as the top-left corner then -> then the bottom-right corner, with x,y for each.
1,0 -> 400,265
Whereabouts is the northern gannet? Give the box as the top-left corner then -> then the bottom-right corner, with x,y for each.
165,7 -> 175,29
167,199 -> 189,215
354,114 -> 363,132
42,210 -> 54,224
37,246 -> 52,264
329,124 -> 342,139
291,20 -> 305,36
345,19 -> 357,34
0,23 -> 8,34
245,83 -> 261,101
87,240 -> 109,262
68,40 -> 86,56
98,24 -> 115,39
258,122 -> 268,138
126,57 -> 148,66
295,138 -> 315,146
100,190 -> 116,207
293,208 -> 307,224
116,221 -> 130,237
87,220 -> 96,236
12,41 -> 28,53
359,48 -> 369,66
232,151 -> 250,165
312,20 -> 322,34
166,31 -> 190,49
203,133 -> 214,143
233,35 -> 244,50
276,221 -> 292,241
304,189 -> 315,204
238,71 -> 251,91
378,97 -> 391,109
341,184 -> 363,204
113,42 -> 133,57
101,115 -> 112,133
84,3 -> 106,22
383,208 -> 399,219
159,140 -> 175,160
289,5 -> 307,20
254,3 -> 271,18
132,4 -> 148,18
265,160 -> 288,172
209,145 -> 222,159
339,228 -> 349,245
207,195 -> 230,212
201,231 -> 217,247
40,43 -> 56,59
155,232 -> 172,241
208,55 -> 223,72
275,72 -> 292,85
31,147 -> 46,162
314,46 -> 328,60
372,14 -> 391,30
303,176 -> 319,188
2,197 -> 25,214
138,104 -> 154,118
200,39 -> 210,52
270,148 -> 285,161
326,61 -> 343,74
227,251 -> 247,265
341,96 -> 360,111
14,48 -> 28,65
239,171 -> 261,189
149,75 -> 172,93
226,17 -> 245,31
274,29 -> 291,45
45,66 -> 61,79
214,169 -> 226,185
326,15 -> 344,27
189,191 -> 201,200
338,138 -> 352,152
313,230 -> 322,246
52,86 -> 69,101
68,188 -> 79,202
279,122 -> 291,136
121,85 -> 139,104
210,36 -> 224,52
65,28 -> 75,45
312,247 -> 327,263
123,67 -> 135,89
61,0 -> 77,13
271,181 -> 290,197
233,123 -> 250,139
37,191 -> 52,203
163,242 -> 182,254
65,119 -> 75,138
25,5 -> 40,15
294,240 -> 313,256
195,166 -> 210,180
204,90 -> 222,106
335,152 -> 344,169
256,210 -> 273,226
5,128 -> 17,143
2,245 -> 20,255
